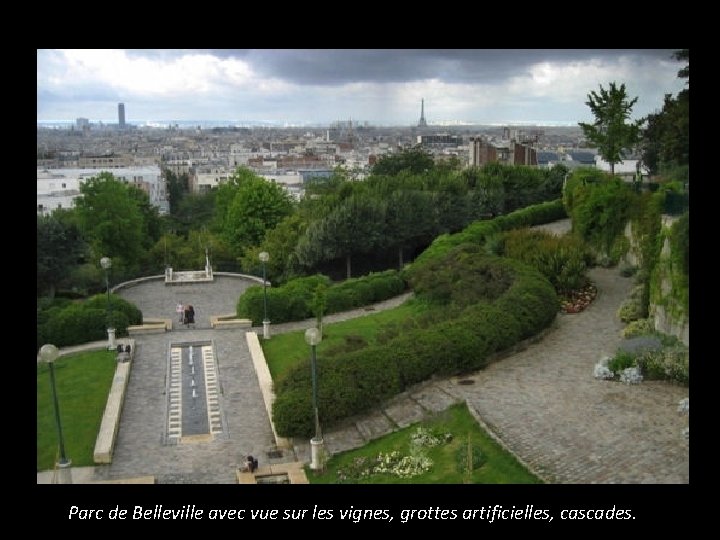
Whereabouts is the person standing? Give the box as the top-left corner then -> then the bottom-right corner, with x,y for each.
185,305 -> 195,328
176,301 -> 184,323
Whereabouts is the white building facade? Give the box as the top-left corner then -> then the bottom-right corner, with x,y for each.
37,165 -> 168,216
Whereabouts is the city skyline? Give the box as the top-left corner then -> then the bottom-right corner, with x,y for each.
37,49 -> 687,127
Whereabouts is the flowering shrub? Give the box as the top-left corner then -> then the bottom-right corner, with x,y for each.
634,346 -> 689,385
593,363 -> 615,380
677,398 -> 689,440
409,426 -> 452,448
373,451 -> 433,478
621,318 -> 655,339
677,398 -> 689,414
335,427 -> 452,483
619,367 -> 643,384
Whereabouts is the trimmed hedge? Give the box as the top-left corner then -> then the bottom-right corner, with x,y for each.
236,270 -> 406,325
272,252 -> 558,438
411,199 -> 566,270
37,294 -> 142,350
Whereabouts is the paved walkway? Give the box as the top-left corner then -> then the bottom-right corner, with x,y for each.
39,252 -> 689,483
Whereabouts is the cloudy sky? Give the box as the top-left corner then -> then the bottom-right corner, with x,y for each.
37,49 -> 686,126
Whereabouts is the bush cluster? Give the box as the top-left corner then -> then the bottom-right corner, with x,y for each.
564,174 -> 636,260
617,285 -> 647,323
499,229 -> 589,294
37,294 -> 142,351
605,335 -> 689,386
634,346 -> 689,384
412,199 -> 567,269
272,250 -> 558,438
236,270 -> 406,325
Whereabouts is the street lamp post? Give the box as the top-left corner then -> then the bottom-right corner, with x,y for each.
39,344 -> 72,484
100,257 -> 115,350
259,251 -> 270,340
305,327 -> 323,470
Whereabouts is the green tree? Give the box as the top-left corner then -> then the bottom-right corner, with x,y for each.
385,190 -> 437,268
579,82 -> 642,175
165,169 -> 188,215
640,50 -> 689,178
73,172 -> 146,273
241,213 -> 308,284
296,194 -> 387,279
127,184 -> 162,250
216,167 -> 293,255
37,213 -> 86,299
372,145 -> 435,176
167,192 -> 216,237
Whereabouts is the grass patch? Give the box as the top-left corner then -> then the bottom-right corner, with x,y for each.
307,402 -> 542,484
262,300 -> 423,380
37,349 -> 116,471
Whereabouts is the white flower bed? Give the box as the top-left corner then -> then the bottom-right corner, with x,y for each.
677,398 -> 689,414
594,356 -> 615,380
619,367 -> 643,384
336,427 -> 453,481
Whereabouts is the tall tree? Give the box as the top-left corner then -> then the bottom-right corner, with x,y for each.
296,194 -> 386,279
127,184 -> 162,250
73,172 -> 146,273
37,213 -> 85,299
640,50 -> 689,177
215,167 -> 293,256
168,191 -> 216,237
579,82 -> 642,175
385,189 -> 436,268
165,169 -> 188,215
241,213 -> 308,284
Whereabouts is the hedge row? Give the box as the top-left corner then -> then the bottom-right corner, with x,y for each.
236,270 -> 406,325
272,253 -> 558,438
411,199 -> 567,269
37,294 -> 143,351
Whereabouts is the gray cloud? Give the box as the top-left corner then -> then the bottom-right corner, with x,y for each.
37,49 -> 685,125
231,49 -> 678,85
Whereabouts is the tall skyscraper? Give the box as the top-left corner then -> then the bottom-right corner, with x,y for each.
118,103 -> 126,129
418,99 -> 427,127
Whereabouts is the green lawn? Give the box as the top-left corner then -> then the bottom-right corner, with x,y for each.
261,300 -> 425,380
37,350 -> 117,471
307,402 -> 542,484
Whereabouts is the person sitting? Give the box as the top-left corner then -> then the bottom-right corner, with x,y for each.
244,455 -> 258,473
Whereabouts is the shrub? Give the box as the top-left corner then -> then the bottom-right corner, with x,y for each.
621,318 -> 655,338
608,350 -> 636,373
37,294 -> 141,350
325,334 -> 369,357
634,346 -> 689,385
617,298 -> 643,323
455,441 -> 487,473
412,199 -> 565,269
273,388 -> 315,438
237,271 -> 406,325
619,367 -> 643,384
408,244 -> 515,307
566,177 -> 635,257
501,229 -> 588,294
273,254 -> 558,438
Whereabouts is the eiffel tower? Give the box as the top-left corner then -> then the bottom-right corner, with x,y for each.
418,98 -> 428,127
